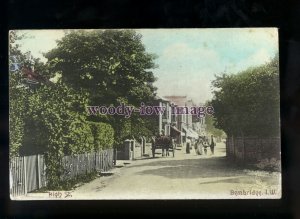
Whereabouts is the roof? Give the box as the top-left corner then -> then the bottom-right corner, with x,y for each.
22,66 -> 52,85
186,99 -> 197,107
163,96 -> 187,106
171,125 -> 182,134
154,95 -> 169,102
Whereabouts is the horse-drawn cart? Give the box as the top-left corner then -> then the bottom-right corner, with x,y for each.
151,136 -> 175,158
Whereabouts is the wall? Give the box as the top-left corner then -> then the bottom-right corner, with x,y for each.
116,139 -> 152,160
226,137 -> 281,164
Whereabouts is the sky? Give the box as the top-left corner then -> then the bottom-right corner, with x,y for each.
16,28 -> 278,104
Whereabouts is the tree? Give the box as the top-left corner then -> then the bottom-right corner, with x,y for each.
21,82 -> 96,188
210,55 -> 280,137
9,31 -> 121,188
45,30 -> 157,106
9,31 -> 32,157
205,115 -> 226,138
88,121 -> 114,151
45,30 -> 158,142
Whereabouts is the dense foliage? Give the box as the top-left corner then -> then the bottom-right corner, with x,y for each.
10,30 -> 159,158
205,115 -> 226,138
45,30 -> 157,106
9,31 -> 30,157
210,56 -> 280,137
45,30 -> 158,142
9,30 -> 161,187
88,121 -> 114,150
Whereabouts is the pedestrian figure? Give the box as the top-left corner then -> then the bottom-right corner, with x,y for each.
203,144 -> 208,155
194,139 -> 198,154
210,135 -> 216,155
186,138 -> 191,154
195,136 -> 203,155
202,137 -> 209,155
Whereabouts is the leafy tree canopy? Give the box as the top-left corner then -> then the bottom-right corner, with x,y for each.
45,30 -> 158,107
210,55 -> 280,137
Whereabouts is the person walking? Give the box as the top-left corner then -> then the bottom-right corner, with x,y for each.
195,136 -> 203,155
202,136 -> 209,155
186,138 -> 191,154
210,135 -> 216,155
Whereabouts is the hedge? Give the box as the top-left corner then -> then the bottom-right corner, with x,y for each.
88,121 -> 114,150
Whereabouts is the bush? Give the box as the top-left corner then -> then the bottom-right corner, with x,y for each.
211,55 -> 280,137
64,115 -> 95,155
88,121 -> 114,150
20,83 -> 94,187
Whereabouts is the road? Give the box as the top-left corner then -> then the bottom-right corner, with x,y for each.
71,142 -> 281,199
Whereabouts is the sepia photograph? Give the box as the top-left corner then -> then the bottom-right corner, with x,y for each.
9,28 -> 281,200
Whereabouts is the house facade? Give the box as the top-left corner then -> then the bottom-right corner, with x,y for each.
157,96 -> 200,147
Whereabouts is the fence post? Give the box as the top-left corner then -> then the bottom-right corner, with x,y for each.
23,156 -> 27,195
110,149 -> 113,168
124,139 -> 131,160
232,136 -> 235,161
113,147 -> 117,166
243,137 -> 246,164
140,137 -> 143,157
101,151 -> 103,171
260,138 -> 263,162
94,152 -> 97,171
37,154 -> 41,189
17,158 -> 20,196
104,151 -> 106,172
131,140 -> 135,160
87,153 -> 89,174
76,155 -> 79,176
143,137 -> 146,155
9,160 -> 12,196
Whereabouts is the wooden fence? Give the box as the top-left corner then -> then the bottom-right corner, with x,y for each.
226,137 -> 281,163
61,150 -> 114,181
10,149 -> 114,197
10,155 -> 47,197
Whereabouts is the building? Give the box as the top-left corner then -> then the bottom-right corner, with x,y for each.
153,96 -> 172,136
162,96 -> 198,146
154,95 -> 204,147
192,102 -> 207,136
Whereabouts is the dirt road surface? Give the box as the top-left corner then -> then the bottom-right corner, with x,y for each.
70,142 -> 281,199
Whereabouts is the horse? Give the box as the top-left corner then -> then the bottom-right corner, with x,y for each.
151,135 -> 174,158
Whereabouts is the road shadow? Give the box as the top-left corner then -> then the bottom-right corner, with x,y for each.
133,157 -> 279,185
134,157 -> 243,179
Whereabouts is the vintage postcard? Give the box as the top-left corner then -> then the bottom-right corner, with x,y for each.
9,28 -> 281,200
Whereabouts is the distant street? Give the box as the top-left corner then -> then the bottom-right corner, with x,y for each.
71,142 -> 281,199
